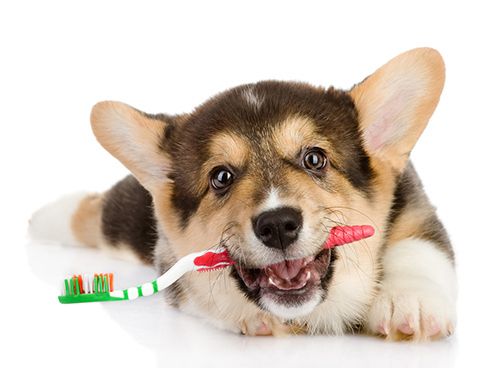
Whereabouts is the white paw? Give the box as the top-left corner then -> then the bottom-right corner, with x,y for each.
367,277 -> 456,341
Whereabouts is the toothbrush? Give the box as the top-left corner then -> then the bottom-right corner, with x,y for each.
58,224 -> 375,304
58,248 -> 234,304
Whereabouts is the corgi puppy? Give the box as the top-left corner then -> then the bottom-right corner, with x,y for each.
31,48 -> 456,340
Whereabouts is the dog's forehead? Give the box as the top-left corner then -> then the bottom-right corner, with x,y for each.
207,115 -> 331,164
177,81 -> 358,156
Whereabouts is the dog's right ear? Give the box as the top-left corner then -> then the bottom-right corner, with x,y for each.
350,48 -> 445,171
90,101 -> 173,192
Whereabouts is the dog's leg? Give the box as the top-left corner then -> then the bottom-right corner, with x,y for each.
30,176 -> 157,264
366,238 -> 457,340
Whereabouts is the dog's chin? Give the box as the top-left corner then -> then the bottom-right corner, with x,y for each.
233,249 -> 332,319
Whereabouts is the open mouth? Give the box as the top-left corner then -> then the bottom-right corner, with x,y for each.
233,249 -> 333,309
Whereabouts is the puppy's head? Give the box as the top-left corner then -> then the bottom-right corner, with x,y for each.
91,48 -> 444,321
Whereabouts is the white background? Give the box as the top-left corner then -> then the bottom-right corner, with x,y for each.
1,1 -> 499,367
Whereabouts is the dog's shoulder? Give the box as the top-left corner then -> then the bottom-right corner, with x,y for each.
385,162 -> 453,260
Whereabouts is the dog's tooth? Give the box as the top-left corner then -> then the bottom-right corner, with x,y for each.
305,270 -> 311,281
268,276 -> 279,287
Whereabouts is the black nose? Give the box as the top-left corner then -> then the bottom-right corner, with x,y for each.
252,207 -> 303,250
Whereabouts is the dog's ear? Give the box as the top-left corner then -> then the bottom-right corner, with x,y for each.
350,48 -> 445,171
91,101 -> 173,191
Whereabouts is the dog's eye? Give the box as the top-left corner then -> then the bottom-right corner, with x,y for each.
210,167 -> 234,192
302,149 -> 328,172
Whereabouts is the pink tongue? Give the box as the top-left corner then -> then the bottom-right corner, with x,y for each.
266,259 -> 304,281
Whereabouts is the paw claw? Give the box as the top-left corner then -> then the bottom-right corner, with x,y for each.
446,322 -> 455,336
255,322 -> 272,336
424,316 -> 441,337
377,321 -> 389,336
397,321 -> 415,336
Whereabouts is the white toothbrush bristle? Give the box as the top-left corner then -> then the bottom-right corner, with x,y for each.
82,274 -> 88,294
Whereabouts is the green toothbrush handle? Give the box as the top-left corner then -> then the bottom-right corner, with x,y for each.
58,280 -> 160,304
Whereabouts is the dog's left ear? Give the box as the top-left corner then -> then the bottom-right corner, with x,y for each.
91,101 -> 173,192
350,48 -> 445,171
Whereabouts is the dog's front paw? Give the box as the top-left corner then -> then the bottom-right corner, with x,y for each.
239,313 -> 290,336
367,278 -> 456,341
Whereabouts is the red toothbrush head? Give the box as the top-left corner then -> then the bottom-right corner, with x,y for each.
324,225 -> 375,249
193,249 -> 235,271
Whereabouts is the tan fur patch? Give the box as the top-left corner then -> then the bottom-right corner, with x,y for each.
208,132 -> 249,167
71,194 -> 103,247
153,185 -> 225,257
271,115 -> 331,159
386,207 -> 431,245
197,132 -> 250,194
